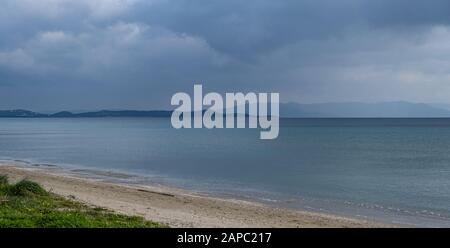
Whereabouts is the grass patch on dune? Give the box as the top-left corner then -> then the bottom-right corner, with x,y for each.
0,176 -> 166,228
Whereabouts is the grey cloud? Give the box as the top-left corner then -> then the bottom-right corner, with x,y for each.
1,0 -> 450,110
130,0 -> 450,60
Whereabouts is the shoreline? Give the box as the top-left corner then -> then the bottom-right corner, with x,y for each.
0,164 -> 392,227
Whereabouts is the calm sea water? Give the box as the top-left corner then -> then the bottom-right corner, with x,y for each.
1,118 -> 450,226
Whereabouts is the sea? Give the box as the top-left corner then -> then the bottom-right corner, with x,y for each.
1,117 -> 450,227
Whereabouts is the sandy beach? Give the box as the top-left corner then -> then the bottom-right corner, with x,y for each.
0,165 -> 391,228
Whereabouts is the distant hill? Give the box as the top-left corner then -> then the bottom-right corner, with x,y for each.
0,110 -> 172,118
1,102 -> 450,118
51,110 -> 172,118
280,102 -> 450,117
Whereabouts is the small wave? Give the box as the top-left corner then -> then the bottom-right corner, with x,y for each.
70,168 -> 137,179
12,159 -> 32,165
31,163 -> 58,167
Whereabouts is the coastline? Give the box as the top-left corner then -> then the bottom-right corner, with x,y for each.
0,164 -> 392,228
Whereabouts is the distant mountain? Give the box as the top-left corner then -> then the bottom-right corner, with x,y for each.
428,103 -> 450,112
1,102 -> 450,118
280,102 -> 450,117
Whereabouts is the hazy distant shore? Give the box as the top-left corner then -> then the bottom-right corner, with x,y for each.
0,164 -> 391,228
4,101 -> 450,118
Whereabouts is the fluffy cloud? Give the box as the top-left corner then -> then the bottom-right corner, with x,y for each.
2,22 -> 228,72
0,18 -> 234,109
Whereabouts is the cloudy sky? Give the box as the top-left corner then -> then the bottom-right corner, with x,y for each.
1,0 -> 450,111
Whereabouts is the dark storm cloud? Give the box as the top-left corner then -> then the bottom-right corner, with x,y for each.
1,0 -> 450,110
130,0 -> 450,59
131,0 -> 365,60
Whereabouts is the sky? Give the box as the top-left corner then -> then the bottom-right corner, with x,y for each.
1,0 -> 450,111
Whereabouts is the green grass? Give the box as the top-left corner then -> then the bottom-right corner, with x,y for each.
0,176 -> 166,228
0,175 -> 8,186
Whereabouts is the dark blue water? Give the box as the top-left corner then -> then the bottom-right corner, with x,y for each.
1,118 -> 450,226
